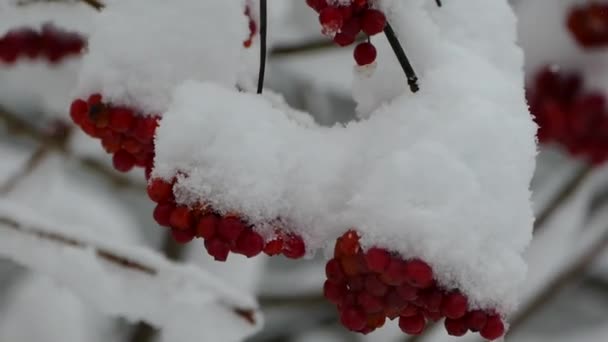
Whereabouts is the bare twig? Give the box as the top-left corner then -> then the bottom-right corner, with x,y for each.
257,0 -> 268,94
0,145 -> 51,195
534,165 -> 594,232
81,0 -> 104,11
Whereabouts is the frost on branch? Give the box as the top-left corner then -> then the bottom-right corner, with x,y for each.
0,200 -> 262,342
153,0 -> 536,331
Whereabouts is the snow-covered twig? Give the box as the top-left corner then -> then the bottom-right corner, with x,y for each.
0,145 -> 51,195
0,200 -> 261,334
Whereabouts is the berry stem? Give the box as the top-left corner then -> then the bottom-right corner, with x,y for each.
81,0 -> 104,11
383,22 -> 419,93
257,0 -> 268,94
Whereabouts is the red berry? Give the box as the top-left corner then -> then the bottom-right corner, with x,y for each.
334,32 -> 356,47
361,9 -> 386,36
405,259 -> 434,288
171,228 -> 195,244
396,283 -> 418,301
133,116 -> 158,143
263,238 -> 283,256
445,318 -> 468,337
354,42 -> 377,66
441,292 -> 468,319
282,234 -> 306,259
364,247 -> 390,272
235,230 -> 264,257
147,179 -> 173,203
382,258 -> 407,286
340,308 -> 367,331
400,304 -> 419,318
169,206 -> 193,230
323,280 -> 347,305
109,108 -> 135,132
319,7 -> 344,35
204,238 -> 230,262
326,258 -> 346,282
153,203 -> 173,227
357,292 -> 383,313
364,274 -> 389,297
466,310 -> 488,332
218,217 -> 246,242
335,230 -> 360,257
70,99 -> 88,125
112,150 -> 135,172
197,214 -> 219,240
398,313 -> 426,335
480,315 -> 505,340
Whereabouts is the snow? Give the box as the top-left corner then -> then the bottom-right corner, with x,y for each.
76,0 -> 250,115
153,0 -> 537,314
515,0 -> 608,92
0,199 -> 262,342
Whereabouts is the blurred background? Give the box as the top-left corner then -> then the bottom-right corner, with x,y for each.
2,0 -> 608,341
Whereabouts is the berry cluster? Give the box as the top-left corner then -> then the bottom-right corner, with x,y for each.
324,231 -> 505,339
147,177 -> 306,260
567,3 -> 608,48
306,0 -> 387,66
527,67 -> 608,165
0,23 -> 85,64
69,95 -> 158,173
244,4 -> 258,48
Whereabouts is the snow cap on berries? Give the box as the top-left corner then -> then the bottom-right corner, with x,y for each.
76,0 -> 250,115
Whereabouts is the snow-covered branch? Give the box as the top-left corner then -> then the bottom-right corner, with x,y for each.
0,199 -> 262,340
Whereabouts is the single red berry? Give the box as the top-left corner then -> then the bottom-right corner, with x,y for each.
153,203 -> 173,227
204,238 -> 230,262
88,93 -> 102,105
235,230 -> 264,258
171,228 -> 195,244
335,231 -> 360,257
169,206 -> 194,230
396,283 -> 419,301
109,108 -> 135,133
366,312 -> 386,329
326,258 -> 346,282
334,32 -> 357,46
340,255 -> 361,276
323,280 -> 347,305
340,308 -> 367,331
398,313 -> 426,335
405,259 -> 434,288
70,99 -> 88,125
361,9 -> 387,36
283,234 -> 306,259
112,150 -> 135,172
364,247 -> 390,272
441,292 -> 468,319
382,258 -> 407,286
218,217 -> 246,242
263,238 -> 283,256
319,7 -> 344,35
147,179 -> 173,203
354,42 -> 377,66
480,315 -> 505,340
445,318 -> 468,337
466,310 -> 488,332
357,292 -> 383,313
197,214 -> 219,240
364,274 -> 389,297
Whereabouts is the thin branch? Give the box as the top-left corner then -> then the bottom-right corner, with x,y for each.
81,0 -> 104,11
435,0 -> 442,7
384,22 -> 419,93
534,165 -> 594,232
0,145 -> 51,195
0,214 -> 257,325
257,0 -> 268,94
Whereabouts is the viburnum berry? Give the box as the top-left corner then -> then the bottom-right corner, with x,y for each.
324,230 -> 506,339
567,3 -> 608,48
480,315 -> 506,340
354,42 -> 377,66
0,23 -> 85,64
361,9 -> 386,35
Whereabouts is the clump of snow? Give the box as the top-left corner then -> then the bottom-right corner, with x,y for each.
76,0 -> 250,115
153,0 -> 536,314
515,0 -> 608,92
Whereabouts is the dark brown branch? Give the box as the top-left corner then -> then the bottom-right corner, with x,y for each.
257,0 -> 268,94
384,22 -> 419,93
81,0 -> 104,11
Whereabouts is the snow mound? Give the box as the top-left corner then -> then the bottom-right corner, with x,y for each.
76,0 -> 249,115
153,0 -> 537,314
